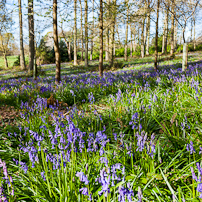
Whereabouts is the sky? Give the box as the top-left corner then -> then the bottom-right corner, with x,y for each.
5,0 -> 202,49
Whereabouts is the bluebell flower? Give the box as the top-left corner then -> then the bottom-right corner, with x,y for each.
76,171 -> 89,185
197,183 -> 202,198
186,141 -> 195,154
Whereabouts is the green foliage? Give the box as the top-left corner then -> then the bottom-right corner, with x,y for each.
115,47 -> 130,57
132,45 -> 141,56
13,55 -> 28,67
36,37 -> 71,64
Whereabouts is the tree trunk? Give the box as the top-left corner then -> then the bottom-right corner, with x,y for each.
182,43 -> 188,71
105,29 -> 109,61
141,17 -> 145,58
28,0 -> 34,73
74,0 -> 78,65
18,0 -> 26,70
194,16 -> 196,50
90,0 -> 94,61
154,0 -> 160,71
109,0 -> 116,67
3,52 -> 8,69
79,0 -> 84,61
130,26 -> 133,57
99,0 -> 103,77
124,0 -> 129,61
170,0 -> 175,56
162,15 -> 165,53
105,0 -> 110,61
174,21 -> 178,51
164,8 -> 168,54
190,18 -> 193,42
84,0 -> 88,67
33,42 -> 37,80
69,41 -> 71,61
53,0 -> 61,84
146,0 -> 150,56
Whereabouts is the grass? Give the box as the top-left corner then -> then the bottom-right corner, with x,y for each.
1,51 -> 202,201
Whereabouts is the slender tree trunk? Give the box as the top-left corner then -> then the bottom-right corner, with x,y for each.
79,0 -> 84,61
33,42 -> 37,80
69,41 -> 72,61
133,40 -> 136,52
105,0 -> 110,61
3,52 -> 8,69
99,0 -> 103,77
90,0 -> 94,61
141,17 -> 145,58
170,0 -> 175,56
146,0 -> 150,56
162,15 -> 165,53
18,0 -> 26,70
109,0 -> 116,67
164,8 -> 168,54
132,26 -> 136,52
154,0 -> 160,71
130,26 -> 133,57
174,21 -> 178,51
190,19 -> 193,42
194,16 -> 196,50
28,0 -> 34,73
105,29 -> 109,61
74,0 -> 78,65
84,0 -> 88,67
124,0 -> 129,61
137,24 -> 140,46
53,0 -> 61,84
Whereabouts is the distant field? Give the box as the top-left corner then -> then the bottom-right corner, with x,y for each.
0,55 -> 18,69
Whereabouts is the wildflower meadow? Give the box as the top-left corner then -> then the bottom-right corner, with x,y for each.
1,61 -> 202,201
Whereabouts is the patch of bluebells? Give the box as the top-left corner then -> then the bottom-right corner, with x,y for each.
129,112 -> 141,131
0,159 -> 14,201
191,163 -> 202,198
135,131 -> 156,158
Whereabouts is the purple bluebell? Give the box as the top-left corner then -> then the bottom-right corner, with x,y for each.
186,141 -> 195,154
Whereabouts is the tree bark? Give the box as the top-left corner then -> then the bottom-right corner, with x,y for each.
141,15 -> 145,58
170,0 -> 175,56
18,0 -> 26,70
84,0 -> 88,67
28,0 -> 34,73
124,0 -> 129,61
130,26 -> 133,57
109,0 -> 116,67
105,0 -> 110,61
162,15 -> 165,53
90,0 -> 94,61
164,8 -> 168,54
74,0 -> 78,65
53,0 -> 61,84
194,16 -> 196,50
69,41 -> 71,61
99,0 -> 103,77
79,0 -> 84,61
145,0 -> 150,56
3,52 -> 8,69
174,20 -> 178,51
154,0 -> 160,71
190,18 -> 193,42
